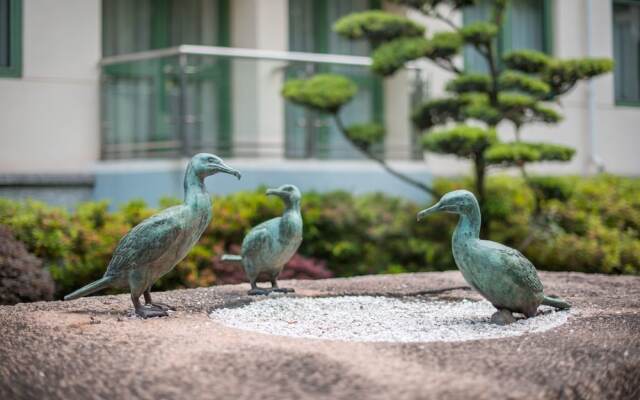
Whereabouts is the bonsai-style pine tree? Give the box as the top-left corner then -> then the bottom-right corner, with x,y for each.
282,0 -> 612,232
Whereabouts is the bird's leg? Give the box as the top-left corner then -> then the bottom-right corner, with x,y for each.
132,293 -> 168,319
247,279 -> 269,296
490,309 -> 516,325
143,289 -> 175,311
269,276 -> 294,294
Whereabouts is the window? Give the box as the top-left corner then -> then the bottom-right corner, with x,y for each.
102,0 -> 228,56
101,0 -> 231,158
613,0 -> 640,105
0,0 -> 21,78
464,0 -> 552,72
286,0 -> 384,160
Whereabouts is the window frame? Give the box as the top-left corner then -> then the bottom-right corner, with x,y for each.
0,0 -> 22,78
612,0 -> 640,107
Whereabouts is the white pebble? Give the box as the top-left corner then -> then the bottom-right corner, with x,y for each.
210,296 -> 571,343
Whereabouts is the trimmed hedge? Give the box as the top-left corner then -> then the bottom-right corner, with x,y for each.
0,175 -> 637,300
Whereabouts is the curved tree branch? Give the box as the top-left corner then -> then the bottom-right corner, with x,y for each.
333,114 -> 438,197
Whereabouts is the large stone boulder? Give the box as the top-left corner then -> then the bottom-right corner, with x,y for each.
0,271 -> 638,399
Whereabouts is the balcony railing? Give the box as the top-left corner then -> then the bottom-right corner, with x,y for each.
100,45 -> 428,160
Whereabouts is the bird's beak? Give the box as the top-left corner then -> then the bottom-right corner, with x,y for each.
417,202 -> 441,221
265,188 -> 282,197
216,162 -> 242,180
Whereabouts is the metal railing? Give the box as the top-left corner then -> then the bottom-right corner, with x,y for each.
100,45 -> 428,160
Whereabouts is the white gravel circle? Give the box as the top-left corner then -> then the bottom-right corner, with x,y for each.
210,296 -> 571,343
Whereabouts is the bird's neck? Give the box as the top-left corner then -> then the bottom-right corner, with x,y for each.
453,206 -> 481,246
280,203 -> 302,240
183,163 -> 209,210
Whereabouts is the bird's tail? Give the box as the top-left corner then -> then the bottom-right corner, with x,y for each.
221,254 -> 243,262
542,295 -> 571,310
64,276 -> 114,301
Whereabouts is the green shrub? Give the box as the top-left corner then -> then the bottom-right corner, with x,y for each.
422,125 -> 497,157
0,175 -> 637,301
334,10 -> 425,44
344,123 -> 385,150
281,74 -> 357,114
372,37 -> 430,76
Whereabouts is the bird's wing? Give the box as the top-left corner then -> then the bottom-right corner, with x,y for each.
105,206 -> 184,277
241,220 -> 277,260
480,240 -> 544,293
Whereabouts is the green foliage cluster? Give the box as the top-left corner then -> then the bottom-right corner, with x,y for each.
422,125 -> 496,157
344,123 -> 385,150
459,21 -> 497,45
281,74 -> 357,114
333,10 -> 425,44
485,142 -> 575,165
498,70 -> 550,97
372,37 -> 430,76
1,175 -> 637,302
446,73 -> 491,94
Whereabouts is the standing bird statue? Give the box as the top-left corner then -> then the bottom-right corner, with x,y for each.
64,153 -> 241,318
222,184 -> 303,295
417,190 -> 571,325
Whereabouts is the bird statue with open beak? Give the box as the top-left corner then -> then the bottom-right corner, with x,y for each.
417,190 -> 571,325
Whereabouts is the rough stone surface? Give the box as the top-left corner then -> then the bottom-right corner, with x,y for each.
1,271 -> 639,400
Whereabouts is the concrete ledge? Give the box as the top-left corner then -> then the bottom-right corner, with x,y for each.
1,271 -> 639,400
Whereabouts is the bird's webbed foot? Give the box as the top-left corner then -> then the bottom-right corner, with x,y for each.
147,302 -> 175,311
143,291 -> 175,311
248,287 -> 270,296
270,287 -> 295,293
135,306 -> 169,319
269,278 -> 294,294
490,309 -> 516,325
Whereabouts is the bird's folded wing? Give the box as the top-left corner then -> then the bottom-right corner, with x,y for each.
241,227 -> 273,259
106,211 -> 183,277
495,247 -> 544,293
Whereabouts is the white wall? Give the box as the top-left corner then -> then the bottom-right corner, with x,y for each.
0,0 -> 101,174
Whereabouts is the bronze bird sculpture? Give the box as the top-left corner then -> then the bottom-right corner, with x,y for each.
223,184 -> 303,295
65,153 -> 241,318
417,190 -> 571,325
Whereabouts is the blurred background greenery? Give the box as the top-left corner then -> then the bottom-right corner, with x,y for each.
1,174 -> 638,302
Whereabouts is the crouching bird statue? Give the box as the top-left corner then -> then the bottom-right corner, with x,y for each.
417,190 -> 571,325
222,184 -> 303,295
64,153 -> 241,318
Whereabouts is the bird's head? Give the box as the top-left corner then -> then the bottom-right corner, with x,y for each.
189,153 -> 241,180
266,184 -> 301,207
417,190 -> 478,221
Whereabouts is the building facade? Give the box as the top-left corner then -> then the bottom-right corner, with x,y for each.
0,0 -> 638,206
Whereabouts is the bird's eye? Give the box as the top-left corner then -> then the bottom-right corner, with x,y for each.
208,158 -> 215,163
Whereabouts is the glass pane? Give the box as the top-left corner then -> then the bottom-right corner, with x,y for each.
509,0 -> 544,52
613,2 -> 640,102
102,57 -> 182,159
101,53 -> 418,161
169,0 -> 220,46
463,0 -> 492,73
0,0 -> 9,67
103,0 -> 225,56
102,0 -> 152,56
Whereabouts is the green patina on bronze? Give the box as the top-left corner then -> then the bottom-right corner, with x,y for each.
417,190 -> 571,325
64,153 -> 241,318
223,184 -> 303,295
